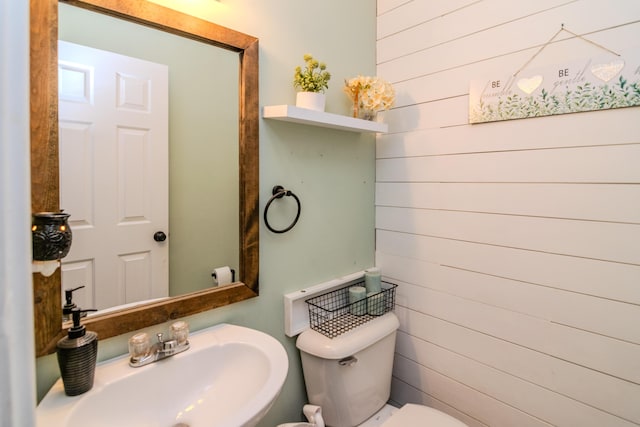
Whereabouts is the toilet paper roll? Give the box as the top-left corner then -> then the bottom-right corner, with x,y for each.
349,286 -> 367,316
364,267 -> 382,293
212,266 -> 233,286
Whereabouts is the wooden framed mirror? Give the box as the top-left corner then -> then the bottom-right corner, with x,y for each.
31,0 -> 259,357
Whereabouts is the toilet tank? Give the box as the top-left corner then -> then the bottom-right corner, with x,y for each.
296,313 -> 400,427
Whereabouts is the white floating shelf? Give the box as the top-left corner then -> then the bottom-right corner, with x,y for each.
263,105 -> 388,133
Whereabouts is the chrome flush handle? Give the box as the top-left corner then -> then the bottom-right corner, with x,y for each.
338,356 -> 358,367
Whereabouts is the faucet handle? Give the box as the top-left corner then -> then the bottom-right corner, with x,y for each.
170,321 -> 189,346
128,332 -> 151,360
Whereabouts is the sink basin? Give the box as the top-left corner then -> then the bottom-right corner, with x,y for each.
37,323 -> 289,427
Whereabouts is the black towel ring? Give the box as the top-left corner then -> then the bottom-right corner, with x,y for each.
264,185 -> 301,233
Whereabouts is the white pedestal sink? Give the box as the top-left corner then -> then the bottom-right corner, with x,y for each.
37,323 -> 289,427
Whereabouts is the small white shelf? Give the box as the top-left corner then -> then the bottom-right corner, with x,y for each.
263,104 -> 388,133
283,270 -> 366,337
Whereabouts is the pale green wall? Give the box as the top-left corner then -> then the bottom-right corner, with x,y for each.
37,1 -> 377,425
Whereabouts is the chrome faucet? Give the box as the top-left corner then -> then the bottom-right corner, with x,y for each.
128,321 -> 190,367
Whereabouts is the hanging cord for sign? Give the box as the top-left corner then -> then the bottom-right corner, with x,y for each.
513,24 -> 621,77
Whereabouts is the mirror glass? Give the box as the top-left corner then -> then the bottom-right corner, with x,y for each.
31,0 -> 259,356
58,3 -> 240,312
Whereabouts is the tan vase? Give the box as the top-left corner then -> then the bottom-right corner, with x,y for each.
296,91 -> 326,112
353,101 -> 376,121
360,109 -> 376,121
350,88 -> 376,120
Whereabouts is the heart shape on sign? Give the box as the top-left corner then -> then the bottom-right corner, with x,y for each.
517,75 -> 543,94
590,59 -> 625,82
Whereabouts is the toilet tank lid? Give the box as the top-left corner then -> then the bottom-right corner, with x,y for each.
296,313 -> 399,359
381,404 -> 468,427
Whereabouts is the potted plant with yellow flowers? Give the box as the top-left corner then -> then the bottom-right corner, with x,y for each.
293,53 -> 331,111
344,75 -> 395,120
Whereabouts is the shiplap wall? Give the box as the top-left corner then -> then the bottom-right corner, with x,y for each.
375,1 -> 640,426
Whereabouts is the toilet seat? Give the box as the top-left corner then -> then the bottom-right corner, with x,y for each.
380,404 -> 468,427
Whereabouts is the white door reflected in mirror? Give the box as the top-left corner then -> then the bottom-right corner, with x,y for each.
59,40 -> 169,310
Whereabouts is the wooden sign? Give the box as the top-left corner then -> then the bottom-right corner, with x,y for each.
469,48 -> 640,124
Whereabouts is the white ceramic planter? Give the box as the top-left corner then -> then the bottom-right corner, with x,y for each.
296,91 -> 326,112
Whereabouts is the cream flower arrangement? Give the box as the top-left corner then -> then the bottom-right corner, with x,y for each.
293,54 -> 331,93
344,75 -> 395,119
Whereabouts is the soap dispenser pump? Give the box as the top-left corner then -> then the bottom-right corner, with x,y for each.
56,308 -> 98,396
62,285 -> 85,322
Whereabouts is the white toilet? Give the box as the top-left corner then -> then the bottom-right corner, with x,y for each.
281,312 -> 468,427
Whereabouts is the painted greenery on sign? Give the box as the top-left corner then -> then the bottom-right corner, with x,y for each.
471,76 -> 640,122
469,49 -> 640,124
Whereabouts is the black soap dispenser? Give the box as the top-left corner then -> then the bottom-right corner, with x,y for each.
56,308 -> 98,396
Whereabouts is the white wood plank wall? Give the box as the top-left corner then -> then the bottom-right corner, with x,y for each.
375,1 -> 640,426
